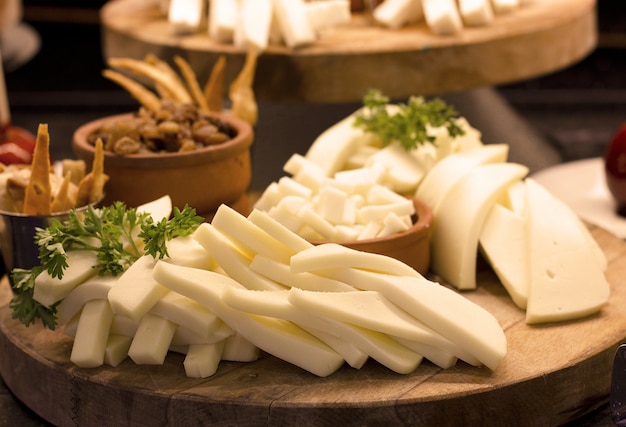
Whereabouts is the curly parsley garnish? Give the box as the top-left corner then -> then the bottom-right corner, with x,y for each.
9,202 -> 203,329
353,89 -> 465,151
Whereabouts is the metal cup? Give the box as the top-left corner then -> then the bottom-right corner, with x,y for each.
0,205 -> 93,290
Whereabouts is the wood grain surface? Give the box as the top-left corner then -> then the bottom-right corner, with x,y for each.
0,223 -> 624,426
100,0 -> 597,102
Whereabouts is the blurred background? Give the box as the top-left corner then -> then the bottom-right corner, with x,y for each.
2,0 -> 626,190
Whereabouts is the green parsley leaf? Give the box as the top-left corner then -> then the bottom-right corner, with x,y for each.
353,89 -> 465,151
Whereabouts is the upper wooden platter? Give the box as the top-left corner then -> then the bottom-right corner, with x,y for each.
0,223 -> 625,426
100,0 -> 597,102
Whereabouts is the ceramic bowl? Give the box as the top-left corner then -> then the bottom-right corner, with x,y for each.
308,198 -> 433,275
72,112 -> 253,218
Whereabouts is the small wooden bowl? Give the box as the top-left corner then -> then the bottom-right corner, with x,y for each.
72,112 -> 254,218
309,198 -> 433,275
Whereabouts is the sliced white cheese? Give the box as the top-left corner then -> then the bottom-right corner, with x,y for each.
431,163 -> 528,289
136,194 -> 173,223
107,255 -> 169,321
70,299 -> 114,368
373,0 -> 423,29
103,335 -> 132,367
392,337 -> 458,369
490,0 -> 518,14
221,333 -> 260,362
208,0 -> 239,43
56,275 -> 118,325
127,313 -> 177,365
193,223 -> 285,290
184,342 -> 225,378
524,178 -> 610,324
273,0 -> 316,48
247,208 -> 314,253
234,0 -> 272,51
365,141 -> 426,193
305,0 -> 351,33
168,0 -> 204,35
150,290 -> 222,339
422,0 -> 463,35
33,250 -> 98,307
479,203 -> 529,309
164,235 -> 215,270
415,144 -> 509,212
290,242 -> 420,278
152,261 -> 345,377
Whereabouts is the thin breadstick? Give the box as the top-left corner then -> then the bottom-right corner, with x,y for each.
144,53 -> 186,100
108,57 -> 192,103
23,124 -> 52,215
204,55 -> 226,112
229,49 -> 259,126
102,69 -> 162,112
173,55 -> 209,111
50,171 -> 75,213
77,138 -> 108,206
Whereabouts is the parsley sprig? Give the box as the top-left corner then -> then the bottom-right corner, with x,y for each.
353,89 -> 465,151
9,202 -> 203,329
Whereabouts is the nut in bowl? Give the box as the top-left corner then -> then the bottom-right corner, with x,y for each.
308,198 -> 432,275
72,109 -> 253,218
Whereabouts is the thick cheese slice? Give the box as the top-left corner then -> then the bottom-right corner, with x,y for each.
70,299 -> 114,368
479,203 -> 529,309
415,144 -> 509,212
247,209 -> 314,253
56,275 -> 118,325
273,0 -> 316,48
193,223 -> 285,290
431,163 -> 528,289
392,337 -> 458,369
234,0 -> 273,51
250,254 -> 356,292
127,313 -> 177,365
150,290 -> 222,339
104,335 -> 132,367
524,178 -> 610,324
305,0 -> 351,33
422,0 -> 463,35
221,286 -> 422,373
458,0 -> 494,26
222,333 -> 260,362
208,0 -> 239,43
164,235 -> 215,270
290,242 -> 420,278
107,255 -> 169,321
373,0 -> 423,29
152,261 -> 344,377
318,268 -> 506,370
184,342 -> 225,378
33,250 -> 98,307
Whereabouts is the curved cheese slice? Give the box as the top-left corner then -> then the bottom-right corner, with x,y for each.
431,162 -> 528,289
415,144 -> 508,211
152,261 -> 344,377
524,178 -> 610,324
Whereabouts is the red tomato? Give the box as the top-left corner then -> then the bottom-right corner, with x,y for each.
0,125 -> 36,165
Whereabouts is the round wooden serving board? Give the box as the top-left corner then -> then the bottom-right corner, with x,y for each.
101,0 -> 597,103
0,223 -> 625,426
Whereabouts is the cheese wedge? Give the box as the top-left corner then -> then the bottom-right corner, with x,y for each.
373,0 -> 423,29
524,178 -> 610,324
415,144 -> 509,212
431,163 -> 528,289
33,250 -> 99,307
479,203 -> 529,309
107,255 -> 169,321
70,298 -> 114,368
152,261 -> 344,377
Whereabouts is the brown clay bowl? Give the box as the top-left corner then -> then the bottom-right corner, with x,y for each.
308,198 -> 433,275
72,112 -> 253,218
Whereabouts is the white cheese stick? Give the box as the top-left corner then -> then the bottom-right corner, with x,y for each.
208,0 -> 239,43
524,178 -> 610,324
234,0 -> 273,51
193,223 -> 286,290
247,208 -> 314,253
107,255 -> 169,321
168,0 -> 204,35
392,337 -> 458,369
422,0 -> 463,35
273,0 -> 316,48
152,260 -> 345,377
70,299 -> 114,368
184,342 -> 225,378
222,333 -> 260,362
490,0 -> 519,14
164,235 -> 215,270
150,290 -> 222,339
305,0 -> 351,33
458,0 -> 494,26
127,313 -> 177,365
431,163 -> 528,290
104,335 -> 132,367
56,275 -> 118,325
33,250 -> 99,307
373,0 -> 423,29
